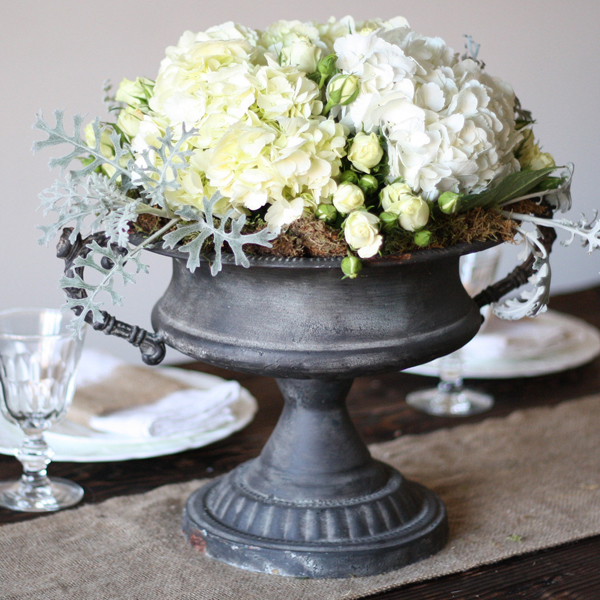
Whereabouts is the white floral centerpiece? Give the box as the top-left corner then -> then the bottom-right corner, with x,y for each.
36,16 -> 597,334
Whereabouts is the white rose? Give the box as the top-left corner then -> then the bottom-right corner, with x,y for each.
327,74 -> 360,108
280,37 -> 321,73
116,107 -> 144,139
518,129 -> 555,170
396,196 -> 430,231
115,77 -> 153,107
344,210 -> 383,258
347,132 -> 384,173
332,182 -> 365,214
379,181 -> 416,213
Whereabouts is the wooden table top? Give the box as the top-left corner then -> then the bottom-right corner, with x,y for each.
1,285 -> 600,598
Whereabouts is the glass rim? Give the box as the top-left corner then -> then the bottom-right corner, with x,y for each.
0,307 -> 82,341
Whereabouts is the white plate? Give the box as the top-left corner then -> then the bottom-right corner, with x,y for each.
0,367 -> 258,462
404,310 -> 600,379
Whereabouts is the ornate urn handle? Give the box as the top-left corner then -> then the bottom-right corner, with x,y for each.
473,205 -> 558,312
56,228 -> 166,365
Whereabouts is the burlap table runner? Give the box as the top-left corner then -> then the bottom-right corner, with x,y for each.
2,394 -> 600,600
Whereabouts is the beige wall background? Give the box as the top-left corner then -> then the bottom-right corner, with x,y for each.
1,0 -> 599,362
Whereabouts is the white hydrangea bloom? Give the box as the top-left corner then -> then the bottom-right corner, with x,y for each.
334,25 -> 520,199
199,115 -> 346,224
254,58 -> 323,120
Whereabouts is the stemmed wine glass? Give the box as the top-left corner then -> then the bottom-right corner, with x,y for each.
0,308 -> 85,512
406,246 -> 502,416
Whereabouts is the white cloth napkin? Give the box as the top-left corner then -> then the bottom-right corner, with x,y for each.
88,381 -> 240,439
462,314 -> 570,361
74,349 -> 241,439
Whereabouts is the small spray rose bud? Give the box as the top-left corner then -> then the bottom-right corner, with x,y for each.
518,129 -> 556,171
117,106 -> 144,139
332,182 -> 365,215
316,203 -> 338,223
326,74 -> 360,111
339,170 -> 359,184
341,256 -> 362,279
438,191 -> 462,215
348,132 -> 384,173
358,174 -> 379,196
413,230 -> 432,247
84,122 -> 114,159
115,77 -> 153,107
379,211 -> 399,231
317,53 -> 338,78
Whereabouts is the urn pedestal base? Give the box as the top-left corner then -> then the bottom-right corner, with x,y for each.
182,378 -> 448,578
183,466 -> 447,578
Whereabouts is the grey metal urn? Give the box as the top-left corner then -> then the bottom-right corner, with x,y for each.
58,233 -> 534,578
154,243 -> 485,578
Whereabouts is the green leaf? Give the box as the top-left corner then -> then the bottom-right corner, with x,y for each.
461,167 -> 557,211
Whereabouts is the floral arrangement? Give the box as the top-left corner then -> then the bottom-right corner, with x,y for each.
36,16 -> 597,334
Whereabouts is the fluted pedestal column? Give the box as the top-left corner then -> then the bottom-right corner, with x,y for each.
183,378 -> 447,578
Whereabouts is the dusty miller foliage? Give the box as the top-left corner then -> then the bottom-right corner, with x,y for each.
491,225 -> 552,320
495,164 -> 600,319
35,110 -> 276,333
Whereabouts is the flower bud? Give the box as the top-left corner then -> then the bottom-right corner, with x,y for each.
84,122 -> 114,159
413,230 -> 432,247
379,211 -> 399,230
358,174 -> 379,196
117,106 -> 144,139
348,132 -> 384,173
316,203 -> 337,223
438,191 -> 461,215
115,77 -> 153,108
332,182 -> 365,214
326,74 -> 360,110
341,256 -> 362,279
339,170 -> 359,184
317,53 -> 338,78
518,129 -> 556,171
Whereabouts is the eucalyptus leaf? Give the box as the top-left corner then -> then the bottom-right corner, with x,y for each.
461,167 -> 556,211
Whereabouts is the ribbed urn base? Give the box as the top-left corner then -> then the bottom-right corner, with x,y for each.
182,378 -> 448,578
182,463 -> 447,578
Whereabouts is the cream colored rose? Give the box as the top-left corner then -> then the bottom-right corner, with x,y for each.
327,74 -> 360,107
347,132 -> 384,173
280,37 -> 322,73
379,181 -> 415,213
518,129 -> 555,170
332,182 -> 365,214
344,210 -> 383,258
396,197 -> 430,231
117,107 -> 144,139
115,77 -> 153,107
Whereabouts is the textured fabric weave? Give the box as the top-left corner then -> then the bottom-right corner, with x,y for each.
2,395 -> 600,600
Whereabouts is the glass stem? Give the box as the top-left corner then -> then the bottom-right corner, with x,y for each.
437,351 -> 464,395
15,433 -> 54,496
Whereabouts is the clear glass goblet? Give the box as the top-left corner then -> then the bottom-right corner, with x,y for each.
406,246 -> 502,416
0,308 -> 85,512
